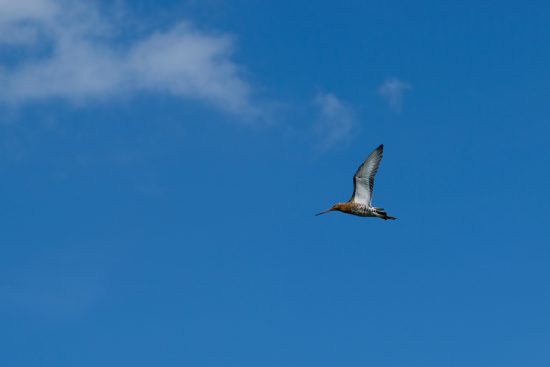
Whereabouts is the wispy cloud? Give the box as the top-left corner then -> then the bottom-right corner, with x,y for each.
314,92 -> 355,150
0,244 -> 110,317
0,0 -> 256,116
378,77 -> 411,112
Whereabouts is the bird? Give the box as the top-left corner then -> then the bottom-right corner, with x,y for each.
316,144 -> 396,220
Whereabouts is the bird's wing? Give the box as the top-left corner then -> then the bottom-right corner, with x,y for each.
350,144 -> 384,206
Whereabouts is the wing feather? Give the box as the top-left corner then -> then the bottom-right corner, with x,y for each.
350,144 -> 384,206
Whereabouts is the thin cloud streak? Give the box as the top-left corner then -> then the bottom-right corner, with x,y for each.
0,0 -> 256,116
378,77 -> 411,112
0,245 -> 110,317
314,92 -> 356,150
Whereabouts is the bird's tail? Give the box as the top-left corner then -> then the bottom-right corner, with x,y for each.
374,207 -> 397,220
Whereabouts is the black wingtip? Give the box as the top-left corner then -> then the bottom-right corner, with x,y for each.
378,144 -> 384,150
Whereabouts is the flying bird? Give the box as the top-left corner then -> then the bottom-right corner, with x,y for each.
316,144 -> 396,220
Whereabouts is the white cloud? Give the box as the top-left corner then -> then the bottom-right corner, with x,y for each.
378,77 -> 411,112
0,0 -> 256,116
0,0 -> 57,23
314,92 -> 355,149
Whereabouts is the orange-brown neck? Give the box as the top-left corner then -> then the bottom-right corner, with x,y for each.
316,202 -> 354,216
333,202 -> 354,213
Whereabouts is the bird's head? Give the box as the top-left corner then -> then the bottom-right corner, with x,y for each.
315,203 -> 346,216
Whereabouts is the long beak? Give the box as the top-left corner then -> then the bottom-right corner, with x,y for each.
315,208 -> 334,216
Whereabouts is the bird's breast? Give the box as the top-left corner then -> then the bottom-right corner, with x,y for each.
346,204 -> 375,217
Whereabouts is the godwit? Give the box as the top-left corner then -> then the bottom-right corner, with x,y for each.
316,144 -> 396,220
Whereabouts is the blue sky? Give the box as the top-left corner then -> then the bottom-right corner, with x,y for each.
1,0 -> 550,366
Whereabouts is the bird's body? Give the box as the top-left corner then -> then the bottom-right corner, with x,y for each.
316,144 -> 396,220
330,202 -> 391,218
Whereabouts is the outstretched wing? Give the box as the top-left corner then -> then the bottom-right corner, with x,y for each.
350,144 -> 384,206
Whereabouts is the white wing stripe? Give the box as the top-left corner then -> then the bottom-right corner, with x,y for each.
351,144 -> 384,206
